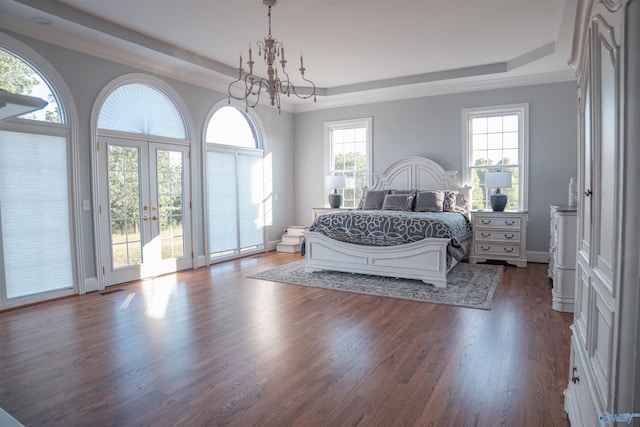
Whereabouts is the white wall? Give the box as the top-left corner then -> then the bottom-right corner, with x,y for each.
293,81 -> 578,254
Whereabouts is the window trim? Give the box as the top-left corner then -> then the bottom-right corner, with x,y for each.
202,100 -> 266,265
324,117 -> 373,208
91,73 -> 197,286
461,103 -> 529,211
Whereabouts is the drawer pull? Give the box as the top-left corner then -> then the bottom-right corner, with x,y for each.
571,367 -> 580,384
504,220 -> 515,225
503,247 -> 515,253
481,232 -> 491,237
480,246 -> 491,251
504,234 -> 515,239
481,219 -> 492,225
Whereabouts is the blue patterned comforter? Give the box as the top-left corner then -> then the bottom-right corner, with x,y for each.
308,210 -> 473,261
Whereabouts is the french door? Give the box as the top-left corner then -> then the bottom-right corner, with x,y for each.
98,136 -> 192,286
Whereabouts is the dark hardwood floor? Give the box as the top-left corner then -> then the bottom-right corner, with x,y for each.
0,252 -> 572,426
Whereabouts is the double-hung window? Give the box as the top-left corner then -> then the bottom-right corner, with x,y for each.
462,104 -> 529,211
324,118 -> 372,208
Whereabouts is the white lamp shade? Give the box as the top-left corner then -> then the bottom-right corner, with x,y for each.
485,171 -> 512,189
326,174 -> 347,190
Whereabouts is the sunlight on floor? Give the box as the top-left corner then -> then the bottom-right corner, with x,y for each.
142,276 -> 177,319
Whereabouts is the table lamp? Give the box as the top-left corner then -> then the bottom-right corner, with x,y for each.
485,171 -> 512,211
326,175 -> 347,208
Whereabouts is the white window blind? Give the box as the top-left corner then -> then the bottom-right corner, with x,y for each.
207,151 -> 238,254
98,83 -> 186,139
237,153 -> 263,249
0,130 -> 73,299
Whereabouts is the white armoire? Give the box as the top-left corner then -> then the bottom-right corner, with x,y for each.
564,0 -> 640,425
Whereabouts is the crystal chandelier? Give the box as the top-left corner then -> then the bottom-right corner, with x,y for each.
228,0 -> 316,113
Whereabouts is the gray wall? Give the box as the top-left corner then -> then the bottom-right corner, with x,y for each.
4,30 -> 296,280
293,81 -> 578,255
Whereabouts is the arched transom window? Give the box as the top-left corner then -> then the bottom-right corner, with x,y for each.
98,83 -> 186,139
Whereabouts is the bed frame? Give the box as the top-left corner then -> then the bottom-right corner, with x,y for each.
304,156 -> 472,288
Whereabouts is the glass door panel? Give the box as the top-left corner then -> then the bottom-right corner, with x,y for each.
149,143 -> 190,269
107,144 -> 143,269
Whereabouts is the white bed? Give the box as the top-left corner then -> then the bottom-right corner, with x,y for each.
303,156 -> 472,288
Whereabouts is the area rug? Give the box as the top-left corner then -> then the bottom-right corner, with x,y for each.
248,260 -> 504,310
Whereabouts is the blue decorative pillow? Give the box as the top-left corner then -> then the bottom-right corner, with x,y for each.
382,193 -> 415,211
414,190 -> 444,212
362,190 -> 390,210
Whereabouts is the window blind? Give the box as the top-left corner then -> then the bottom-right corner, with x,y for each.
0,130 -> 73,299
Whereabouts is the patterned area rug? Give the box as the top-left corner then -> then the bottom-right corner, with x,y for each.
249,260 -> 504,310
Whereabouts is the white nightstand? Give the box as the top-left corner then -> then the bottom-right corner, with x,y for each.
469,210 -> 528,267
311,207 -> 352,221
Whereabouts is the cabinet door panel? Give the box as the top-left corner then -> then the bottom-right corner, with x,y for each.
589,284 -> 615,407
592,18 -> 619,293
579,77 -> 592,259
575,262 -> 591,350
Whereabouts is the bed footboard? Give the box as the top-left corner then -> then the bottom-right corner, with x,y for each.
303,231 -> 455,288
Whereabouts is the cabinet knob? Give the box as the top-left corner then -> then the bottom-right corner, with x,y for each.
584,189 -> 592,197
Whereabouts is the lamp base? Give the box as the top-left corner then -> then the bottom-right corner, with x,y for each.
328,193 -> 342,209
490,193 -> 508,211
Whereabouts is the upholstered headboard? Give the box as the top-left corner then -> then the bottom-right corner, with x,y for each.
368,156 -> 472,212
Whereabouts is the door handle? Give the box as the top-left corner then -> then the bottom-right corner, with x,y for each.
143,215 -> 149,221
152,215 -> 158,221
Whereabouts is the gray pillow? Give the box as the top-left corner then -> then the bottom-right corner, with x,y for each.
382,193 -> 415,211
362,190 -> 390,210
414,190 -> 444,212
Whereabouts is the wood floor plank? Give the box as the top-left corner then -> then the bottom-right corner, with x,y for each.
0,253 -> 572,426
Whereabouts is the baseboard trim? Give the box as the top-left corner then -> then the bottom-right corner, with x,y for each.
83,277 -> 99,293
266,240 -> 279,252
527,251 -> 549,263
